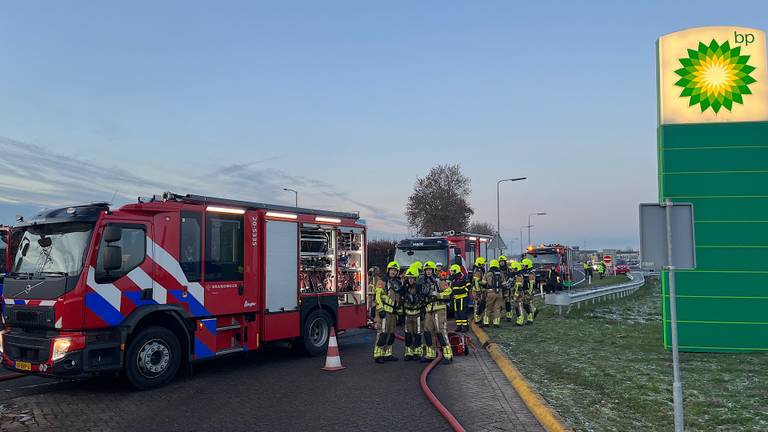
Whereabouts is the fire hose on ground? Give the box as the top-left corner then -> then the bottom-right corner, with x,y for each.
395,333 -> 466,432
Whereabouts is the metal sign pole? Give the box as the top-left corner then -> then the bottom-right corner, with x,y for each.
664,199 -> 685,432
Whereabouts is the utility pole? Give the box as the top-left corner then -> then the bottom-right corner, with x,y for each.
528,212 -> 547,246
496,177 -> 527,236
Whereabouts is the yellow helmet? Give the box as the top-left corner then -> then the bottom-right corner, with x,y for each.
387,261 -> 400,271
474,257 -> 486,267
489,259 -> 500,269
522,258 -> 533,269
424,261 -> 437,271
450,264 -> 462,274
498,255 -> 507,262
510,261 -> 522,271
404,267 -> 419,278
412,261 -> 423,271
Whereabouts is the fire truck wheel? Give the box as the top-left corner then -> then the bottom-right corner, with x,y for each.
301,309 -> 332,356
124,326 -> 182,390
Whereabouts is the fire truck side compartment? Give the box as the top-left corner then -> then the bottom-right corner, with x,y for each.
263,219 -> 300,341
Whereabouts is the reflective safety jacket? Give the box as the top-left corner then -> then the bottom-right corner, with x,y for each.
401,286 -> 424,316
375,277 -> 401,314
522,270 -> 536,294
450,274 -> 470,299
424,280 -> 452,312
484,269 -> 504,293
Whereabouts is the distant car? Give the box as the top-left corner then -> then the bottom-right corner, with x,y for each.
615,264 -> 630,275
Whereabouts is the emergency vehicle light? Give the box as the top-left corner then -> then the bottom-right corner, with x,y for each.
206,206 -> 245,215
315,216 -> 342,223
265,211 -> 298,220
468,237 -> 477,241
479,238 -> 488,243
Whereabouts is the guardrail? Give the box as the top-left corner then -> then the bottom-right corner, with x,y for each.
544,272 -> 646,316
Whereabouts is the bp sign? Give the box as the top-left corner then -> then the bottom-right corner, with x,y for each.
656,26 -> 768,352
658,26 -> 768,124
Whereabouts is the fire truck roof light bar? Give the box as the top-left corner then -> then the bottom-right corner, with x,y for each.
266,211 -> 298,220
177,193 -> 359,220
315,216 -> 342,223
206,206 -> 246,215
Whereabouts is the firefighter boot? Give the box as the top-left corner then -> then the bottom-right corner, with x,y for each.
482,315 -> 490,327
422,346 -> 436,363
527,309 -> 535,324
516,309 -> 525,326
384,345 -> 398,361
441,345 -> 453,365
493,317 -> 501,328
374,346 -> 386,364
404,346 -> 413,361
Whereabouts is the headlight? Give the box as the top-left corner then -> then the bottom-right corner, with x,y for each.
51,337 -> 72,362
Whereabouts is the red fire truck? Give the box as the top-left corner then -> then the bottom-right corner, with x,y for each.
0,193 -> 367,389
524,244 -> 574,290
393,231 -> 494,274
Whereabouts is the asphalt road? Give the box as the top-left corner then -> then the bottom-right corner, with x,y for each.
0,330 -> 451,432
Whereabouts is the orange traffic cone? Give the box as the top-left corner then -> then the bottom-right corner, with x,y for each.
321,327 -> 346,371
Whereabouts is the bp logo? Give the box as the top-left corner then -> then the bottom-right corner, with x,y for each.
674,39 -> 757,113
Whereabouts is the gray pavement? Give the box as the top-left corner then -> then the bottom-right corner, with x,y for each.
0,328 -> 542,432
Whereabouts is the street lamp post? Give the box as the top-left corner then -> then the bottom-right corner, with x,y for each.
496,177 -> 527,237
528,212 -> 547,246
283,188 -> 298,207
519,226 -> 528,257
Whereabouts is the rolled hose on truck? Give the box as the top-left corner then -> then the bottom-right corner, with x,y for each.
395,333 -> 466,432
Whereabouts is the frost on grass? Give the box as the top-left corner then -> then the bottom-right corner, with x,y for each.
488,278 -> 768,432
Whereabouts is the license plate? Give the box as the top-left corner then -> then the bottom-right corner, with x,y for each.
15,361 -> 32,371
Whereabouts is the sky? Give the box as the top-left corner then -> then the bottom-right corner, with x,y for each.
1,1 -> 767,250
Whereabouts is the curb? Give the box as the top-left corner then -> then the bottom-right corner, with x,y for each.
471,322 -> 572,432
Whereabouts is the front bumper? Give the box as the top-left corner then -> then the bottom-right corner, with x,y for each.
2,328 -> 124,378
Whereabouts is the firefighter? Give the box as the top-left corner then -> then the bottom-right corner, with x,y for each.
450,264 -> 470,332
520,258 -> 537,325
472,256 -> 487,325
513,261 -> 526,326
498,255 -> 515,322
373,261 -> 402,363
401,267 -> 424,361
483,260 -> 506,328
367,266 -> 382,321
436,261 -> 445,275
547,267 -> 562,293
598,261 -> 606,279
508,260 -> 523,322
422,261 -> 453,364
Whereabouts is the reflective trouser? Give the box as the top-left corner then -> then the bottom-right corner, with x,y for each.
424,309 -> 452,360
523,291 -> 536,323
373,311 -> 397,359
404,314 -> 423,357
484,290 -> 503,325
473,291 -> 485,323
453,296 -> 468,328
514,291 -> 526,325
503,289 -> 514,319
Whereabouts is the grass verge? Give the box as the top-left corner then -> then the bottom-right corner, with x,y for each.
486,277 -> 768,432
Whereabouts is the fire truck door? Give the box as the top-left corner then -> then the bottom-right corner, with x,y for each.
201,210 -> 245,315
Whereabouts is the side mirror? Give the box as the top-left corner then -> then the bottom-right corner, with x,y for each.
103,226 -> 122,243
103,245 -> 122,271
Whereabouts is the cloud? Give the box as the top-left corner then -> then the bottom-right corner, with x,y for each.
0,136 -> 408,232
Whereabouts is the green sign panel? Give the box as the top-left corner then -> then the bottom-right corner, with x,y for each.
657,27 -> 768,352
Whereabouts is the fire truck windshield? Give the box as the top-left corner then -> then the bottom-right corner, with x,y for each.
528,253 -> 560,265
394,247 -> 447,269
12,222 -> 93,276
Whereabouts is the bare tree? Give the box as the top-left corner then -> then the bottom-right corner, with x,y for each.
406,164 -> 473,236
467,221 -> 496,235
